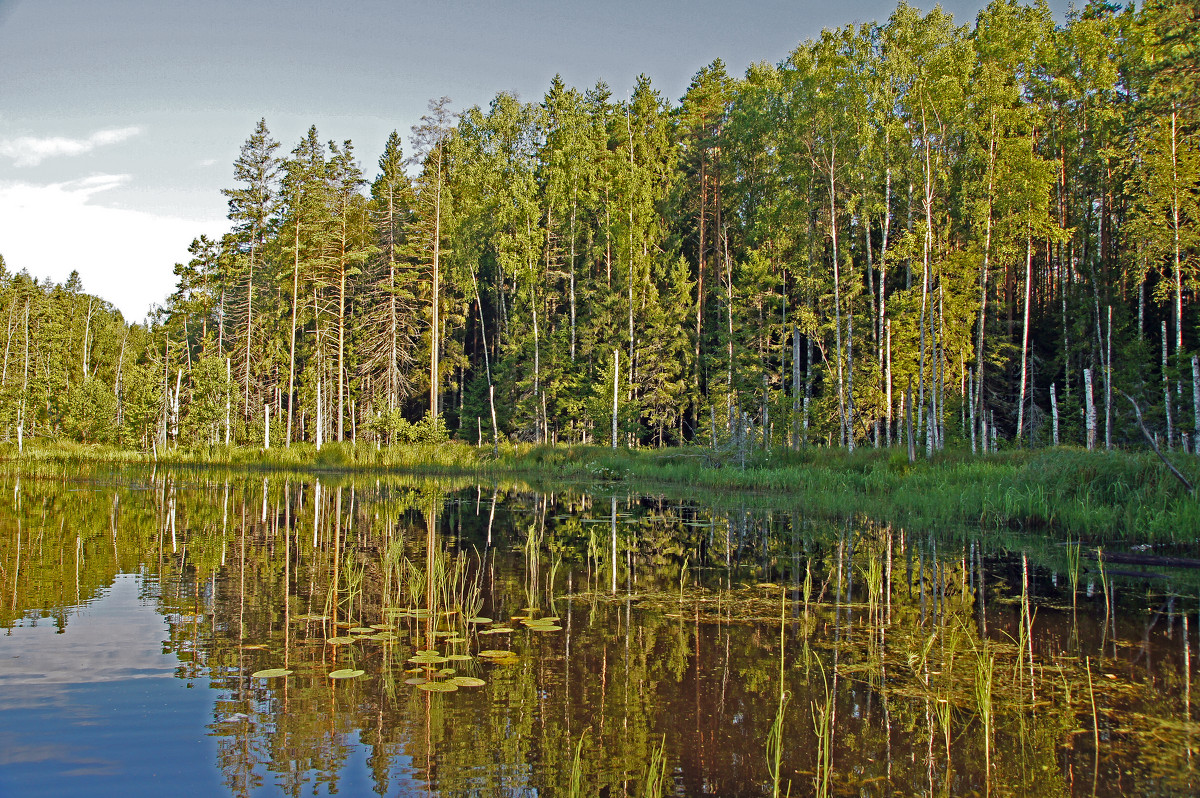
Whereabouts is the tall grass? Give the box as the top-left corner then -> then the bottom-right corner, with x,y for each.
7,439 -> 1199,542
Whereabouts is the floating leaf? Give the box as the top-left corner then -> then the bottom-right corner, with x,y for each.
437,668 -> 456,676
480,627 -> 515,635
529,625 -> 563,632
478,649 -> 514,658
329,669 -> 365,679
408,655 -> 449,665
349,627 -> 374,634
327,636 -> 357,645
293,614 -> 330,622
418,681 -> 458,692
404,676 -> 428,685
466,617 -> 492,624
444,636 -> 468,644
370,623 -> 396,631
251,668 -> 292,679
450,676 -> 486,687
448,654 -> 473,662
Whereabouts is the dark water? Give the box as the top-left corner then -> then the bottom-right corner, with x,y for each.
0,464 -> 1197,797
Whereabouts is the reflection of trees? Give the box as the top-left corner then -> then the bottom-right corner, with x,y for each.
2,464 -> 1198,796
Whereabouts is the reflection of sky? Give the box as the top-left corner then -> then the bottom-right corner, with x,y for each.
0,574 -> 223,797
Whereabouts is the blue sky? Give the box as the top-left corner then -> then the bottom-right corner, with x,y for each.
0,0 -> 1072,320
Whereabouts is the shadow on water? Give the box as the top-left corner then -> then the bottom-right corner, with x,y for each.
0,461 -> 1197,796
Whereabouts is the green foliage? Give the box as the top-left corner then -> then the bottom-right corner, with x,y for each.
63,377 -> 117,444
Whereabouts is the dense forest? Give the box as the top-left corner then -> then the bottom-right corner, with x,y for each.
1,0 -> 1197,456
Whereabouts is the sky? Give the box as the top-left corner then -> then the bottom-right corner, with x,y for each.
0,0 -> 1073,322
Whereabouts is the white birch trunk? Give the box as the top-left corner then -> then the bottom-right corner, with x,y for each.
1084,368 -> 1096,451
612,349 -> 619,449
1051,382 -> 1059,446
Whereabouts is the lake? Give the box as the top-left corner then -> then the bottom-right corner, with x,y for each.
0,463 -> 1196,796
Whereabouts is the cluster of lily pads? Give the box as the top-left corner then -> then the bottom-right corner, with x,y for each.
247,606 -> 565,688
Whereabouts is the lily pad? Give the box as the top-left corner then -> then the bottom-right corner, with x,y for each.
466,617 -> 492,624
444,636 -> 468,644
478,649 -> 514,658
293,614 -> 330,622
404,676 -> 428,685
370,623 -> 396,631
327,636 -> 357,645
251,668 -> 293,679
448,654 -> 474,662
450,676 -> 486,687
418,681 -> 458,692
480,627 -> 515,634
529,624 -> 563,632
437,668 -> 456,676
349,627 -> 375,634
329,669 -> 365,679
408,654 -> 449,665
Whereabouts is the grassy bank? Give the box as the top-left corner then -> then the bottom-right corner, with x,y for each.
5,439 -> 1198,542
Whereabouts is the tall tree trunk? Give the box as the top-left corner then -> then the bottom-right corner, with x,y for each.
976,112 -> 996,451
1085,367 -> 1096,450
1164,320 -> 1174,449
1171,107 -> 1183,365
431,147 -> 441,421
1051,382 -> 1059,446
287,218 -> 300,447
828,152 -> 850,450
569,193 -> 577,362
886,320 -> 893,447
612,349 -> 619,449
244,235 -> 255,421
792,325 -> 801,450
696,154 -> 706,404
1105,305 -> 1112,450
388,190 -> 400,409
1016,231 -> 1033,441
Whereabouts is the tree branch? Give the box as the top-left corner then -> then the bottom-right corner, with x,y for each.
1120,391 -> 1195,494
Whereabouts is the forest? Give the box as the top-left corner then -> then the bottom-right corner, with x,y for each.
0,0 -> 1196,458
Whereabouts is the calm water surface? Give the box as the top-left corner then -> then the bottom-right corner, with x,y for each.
0,464 -> 1197,796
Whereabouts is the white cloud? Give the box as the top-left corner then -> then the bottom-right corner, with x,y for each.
0,126 -> 143,167
0,175 -> 222,321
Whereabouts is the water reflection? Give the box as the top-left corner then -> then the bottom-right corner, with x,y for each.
0,463 -> 1197,796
